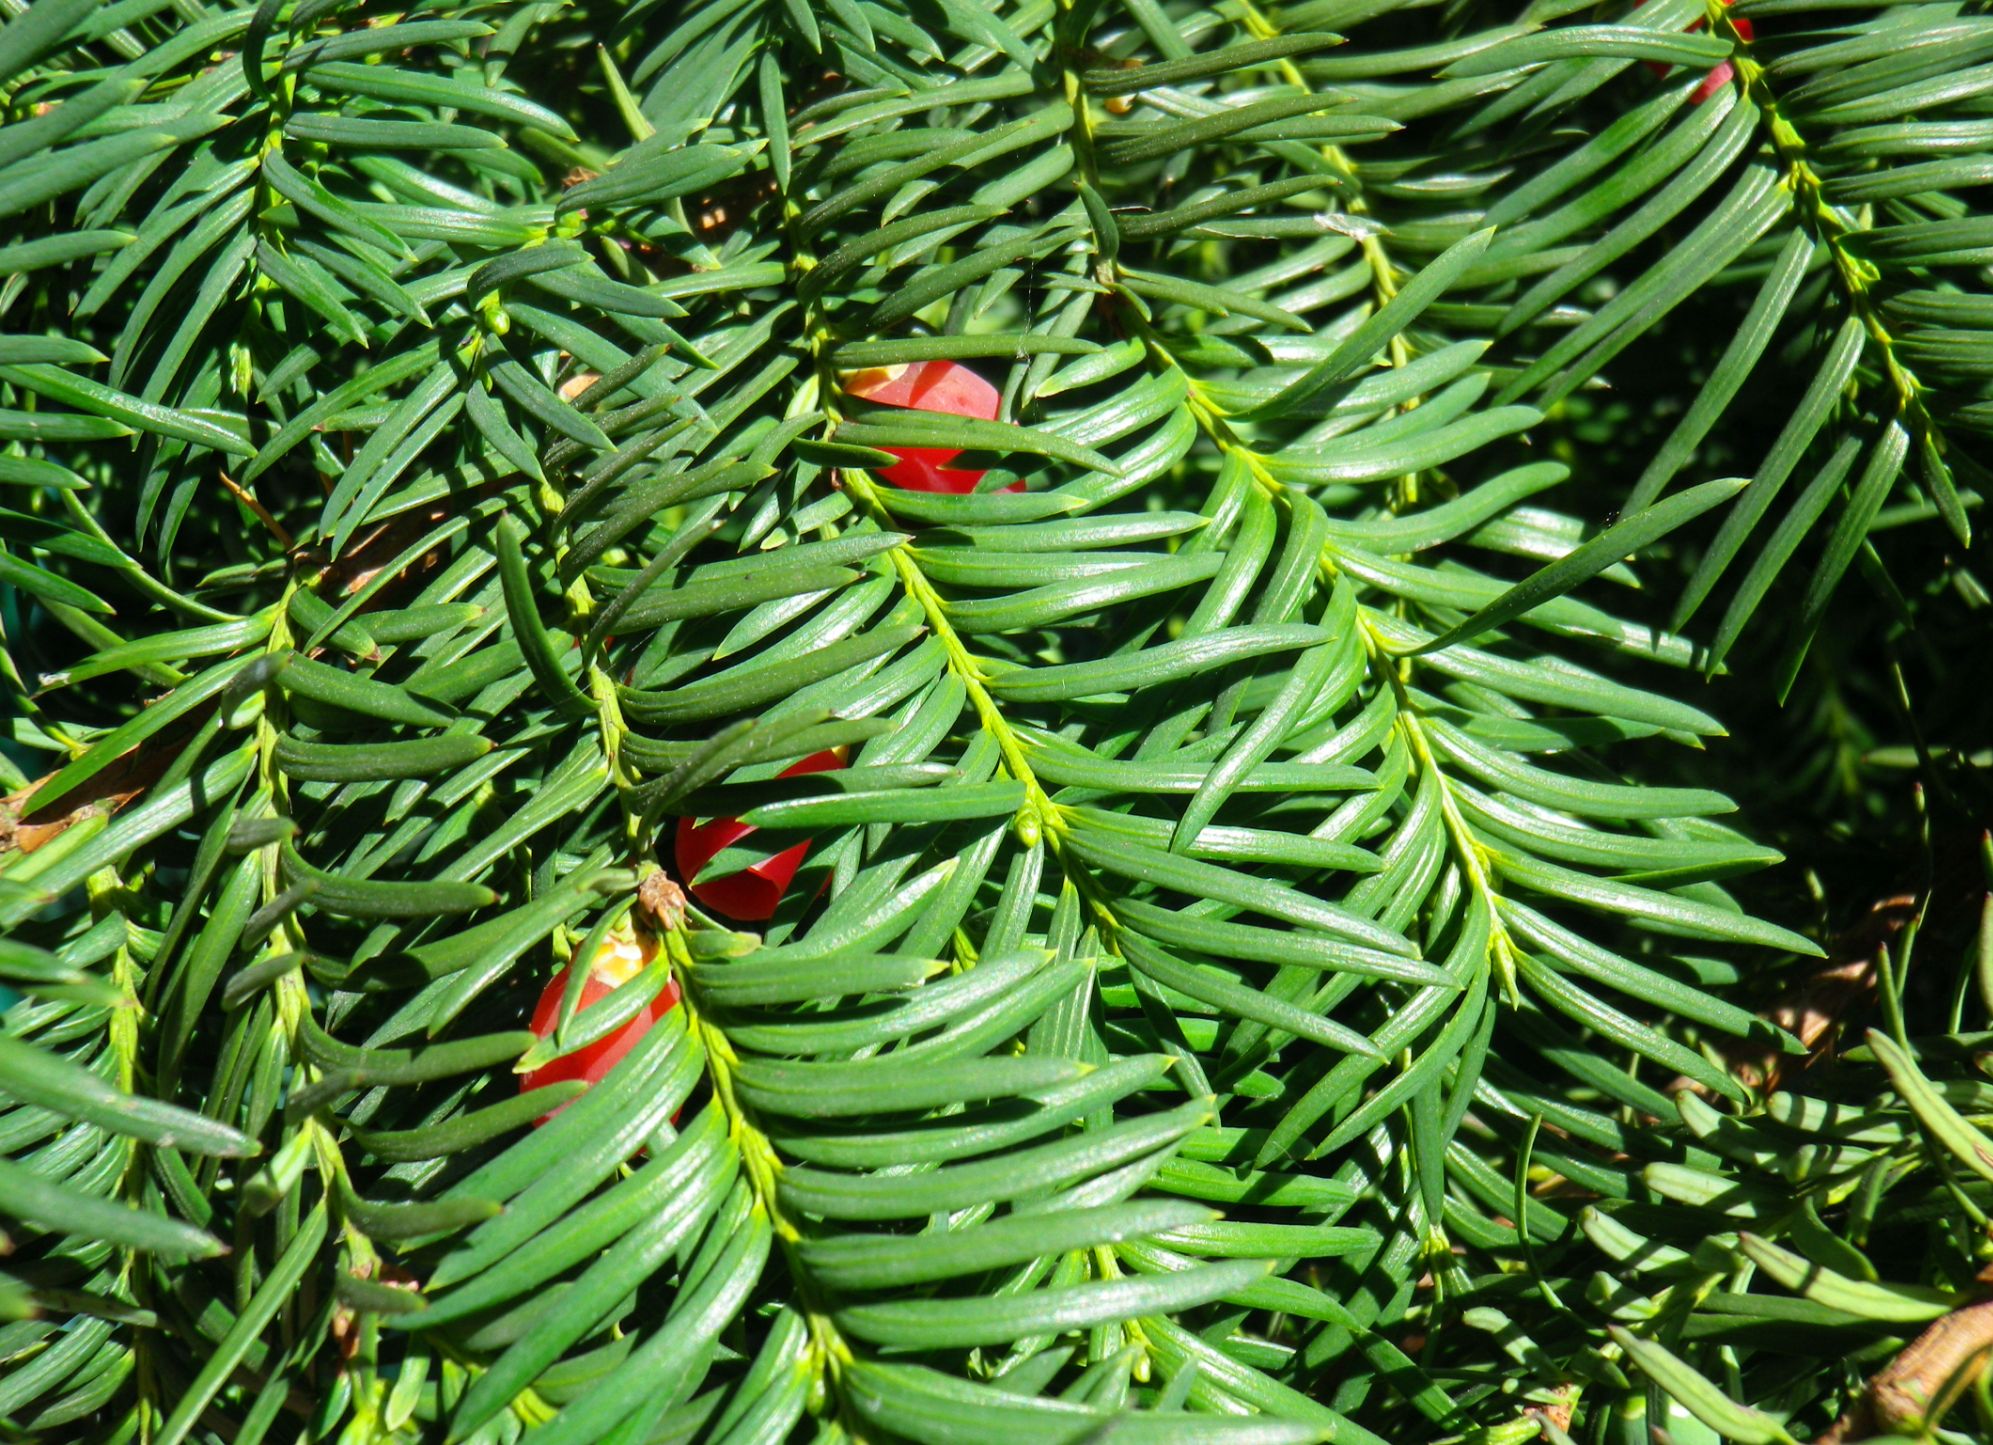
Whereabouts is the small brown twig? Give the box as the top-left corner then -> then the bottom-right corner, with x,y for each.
218,469 -> 295,550
1817,1297 -> 1993,1443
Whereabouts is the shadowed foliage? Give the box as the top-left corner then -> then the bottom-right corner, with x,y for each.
1,0 -> 1990,1440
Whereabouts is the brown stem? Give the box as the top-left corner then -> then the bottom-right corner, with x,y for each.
1816,1299 -> 1993,1443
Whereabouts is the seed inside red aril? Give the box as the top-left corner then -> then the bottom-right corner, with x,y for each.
840,360 -> 1023,494
520,929 -> 679,1122
674,748 -> 845,922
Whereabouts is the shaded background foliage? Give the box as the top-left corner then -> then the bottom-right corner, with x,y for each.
1,0 -> 1991,1442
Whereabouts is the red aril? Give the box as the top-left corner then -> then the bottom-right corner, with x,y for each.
840,360 -> 1023,494
1640,0 -> 1753,103
674,748 -> 846,921
520,926 -> 679,1122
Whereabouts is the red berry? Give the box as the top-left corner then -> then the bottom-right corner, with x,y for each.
520,928 -> 679,1122
840,360 -> 1023,494
1639,0 -> 1752,104
1688,57 -> 1739,104
674,748 -> 846,921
